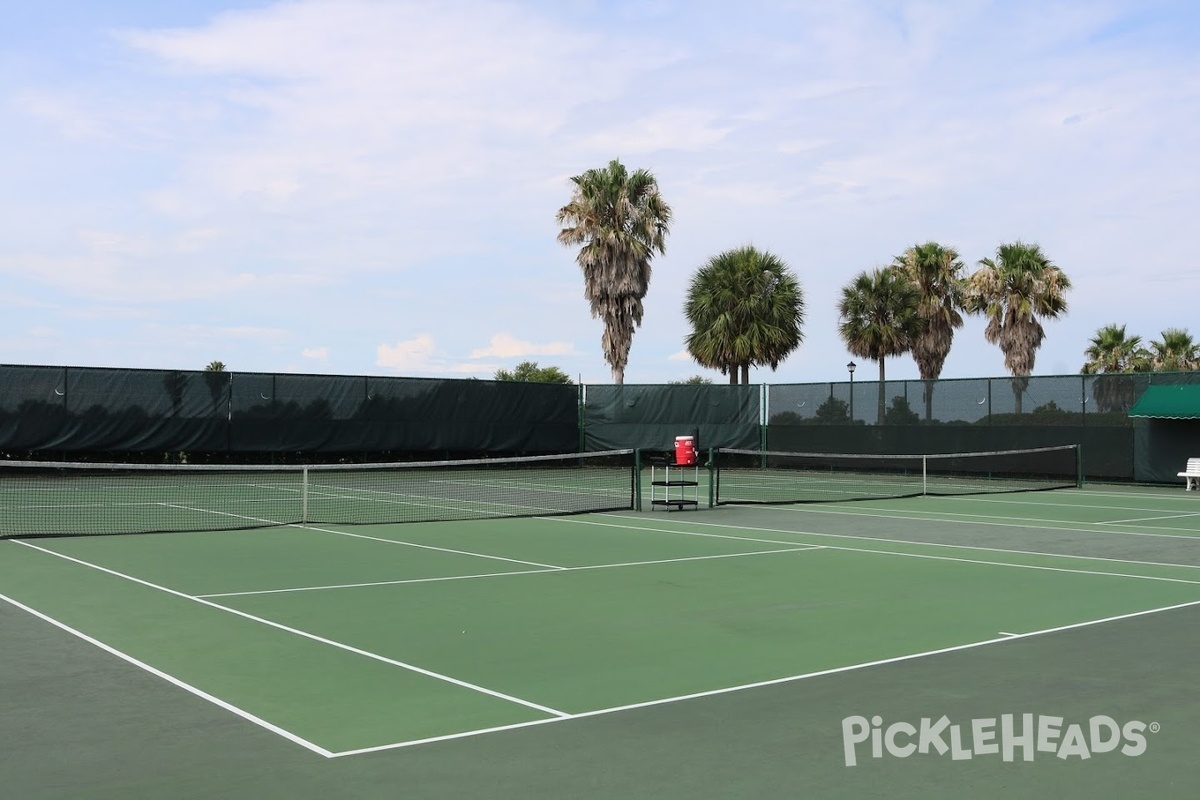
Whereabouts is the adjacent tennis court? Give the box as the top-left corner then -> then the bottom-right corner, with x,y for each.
2,454 -> 1198,798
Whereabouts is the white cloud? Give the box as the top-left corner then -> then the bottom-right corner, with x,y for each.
580,109 -> 733,154
468,333 -> 574,359
212,325 -> 291,343
3,0 -> 1198,386
13,90 -> 106,140
777,138 -> 834,155
445,362 -> 496,375
301,346 -> 330,361
376,334 -> 437,371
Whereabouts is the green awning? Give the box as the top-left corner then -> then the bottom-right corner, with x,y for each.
1128,384 -> 1200,419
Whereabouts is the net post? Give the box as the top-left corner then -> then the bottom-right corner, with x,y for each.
634,449 -> 643,511
922,455 -> 928,496
707,447 -> 716,508
1076,444 -> 1084,488
302,467 -> 309,523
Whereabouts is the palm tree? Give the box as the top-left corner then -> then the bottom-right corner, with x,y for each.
202,360 -> 228,417
162,371 -> 187,418
963,241 -> 1071,414
684,246 -> 806,384
1081,324 -> 1148,374
892,241 -> 966,421
1081,324 -> 1149,413
837,268 -> 920,424
1149,328 -> 1199,372
556,159 -> 672,384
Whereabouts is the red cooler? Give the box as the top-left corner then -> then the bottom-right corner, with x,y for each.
674,435 -> 696,466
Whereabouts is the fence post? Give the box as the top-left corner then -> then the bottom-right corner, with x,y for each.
760,383 -> 768,453
578,383 -> 586,453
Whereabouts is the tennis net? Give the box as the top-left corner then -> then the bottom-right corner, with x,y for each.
714,445 -> 1080,505
0,450 -> 636,538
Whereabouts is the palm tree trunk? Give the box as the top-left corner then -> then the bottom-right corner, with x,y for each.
1012,375 -> 1027,415
740,363 -> 750,385
923,379 -> 934,422
877,358 -> 886,425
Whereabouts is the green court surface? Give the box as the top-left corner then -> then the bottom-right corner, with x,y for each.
3,484 -> 1200,798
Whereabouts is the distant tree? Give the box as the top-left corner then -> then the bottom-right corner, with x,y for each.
838,268 -> 920,424
556,158 -> 672,384
892,242 -> 966,421
1080,324 -> 1149,414
684,246 -> 805,384
963,241 -> 1070,414
814,396 -> 851,424
669,375 -> 714,385
1149,328 -> 1199,371
202,361 -> 229,416
1081,324 -> 1148,375
162,371 -> 187,418
883,395 -> 920,426
494,361 -> 573,384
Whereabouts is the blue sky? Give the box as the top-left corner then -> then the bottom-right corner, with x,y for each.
2,0 -> 1198,385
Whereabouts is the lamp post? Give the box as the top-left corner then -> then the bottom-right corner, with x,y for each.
847,361 -> 856,423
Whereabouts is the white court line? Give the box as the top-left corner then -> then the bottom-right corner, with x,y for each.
764,501 -> 1200,541
943,494 -> 1200,516
162,504 -> 567,570
329,597 -> 1200,757
0,590 -> 335,758
292,485 -> 566,519
198,567 -> 559,598
198,546 -> 824,599
998,631 -> 1019,637
12,540 -> 568,720
921,497 -> 1200,534
561,515 -> 1200,584
292,523 -> 568,570
902,503 -> 1200,542
1072,486 -> 1196,497
1097,512 -> 1200,525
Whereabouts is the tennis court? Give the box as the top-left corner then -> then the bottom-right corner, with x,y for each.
2,452 -> 1199,798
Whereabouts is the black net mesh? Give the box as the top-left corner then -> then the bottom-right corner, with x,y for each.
0,450 -> 636,538
715,445 -> 1080,505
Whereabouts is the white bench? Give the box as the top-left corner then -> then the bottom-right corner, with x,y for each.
1179,458 -> 1200,490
